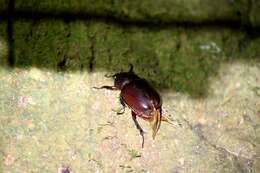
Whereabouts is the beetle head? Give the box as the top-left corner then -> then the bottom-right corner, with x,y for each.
105,64 -> 139,90
113,64 -> 140,90
113,72 -> 139,90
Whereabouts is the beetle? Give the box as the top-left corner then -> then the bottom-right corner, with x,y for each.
94,64 -> 171,147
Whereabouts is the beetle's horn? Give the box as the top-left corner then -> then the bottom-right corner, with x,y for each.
150,108 -> 162,139
129,63 -> 134,73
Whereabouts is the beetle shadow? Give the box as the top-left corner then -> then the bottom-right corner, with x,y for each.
0,2 -> 260,98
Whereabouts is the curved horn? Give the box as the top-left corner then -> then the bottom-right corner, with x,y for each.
129,63 -> 134,73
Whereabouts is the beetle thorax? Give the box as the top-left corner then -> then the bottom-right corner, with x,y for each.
114,73 -> 139,90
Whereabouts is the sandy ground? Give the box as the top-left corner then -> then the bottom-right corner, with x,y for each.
0,61 -> 260,173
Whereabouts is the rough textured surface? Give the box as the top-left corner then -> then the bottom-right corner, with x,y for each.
0,62 -> 259,173
0,1 -> 260,172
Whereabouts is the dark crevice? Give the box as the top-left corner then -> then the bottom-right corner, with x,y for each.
7,0 -> 15,67
57,56 -> 67,71
179,116 -> 255,167
1,10 -> 258,32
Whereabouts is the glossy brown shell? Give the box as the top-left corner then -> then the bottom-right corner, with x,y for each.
120,79 -> 162,119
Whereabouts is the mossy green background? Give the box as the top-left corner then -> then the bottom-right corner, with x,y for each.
1,19 -> 259,97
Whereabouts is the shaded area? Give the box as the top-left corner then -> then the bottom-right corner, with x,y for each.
0,18 -> 259,98
0,0 -> 259,98
1,0 -> 260,28
0,9 -> 247,28
7,0 -> 14,67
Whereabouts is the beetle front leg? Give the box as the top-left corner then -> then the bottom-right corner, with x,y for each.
112,96 -> 126,115
117,96 -> 126,114
131,111 -> 145,148
93,86 -> 118,90
112,107 -> 125,115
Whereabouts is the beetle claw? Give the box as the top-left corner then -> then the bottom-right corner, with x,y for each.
112,107 -> 125,115
140,131 -> 145,148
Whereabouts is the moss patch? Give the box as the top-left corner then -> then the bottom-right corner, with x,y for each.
0,19 -> 257,97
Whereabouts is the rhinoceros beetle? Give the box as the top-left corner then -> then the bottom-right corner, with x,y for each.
94,64 -> 172,147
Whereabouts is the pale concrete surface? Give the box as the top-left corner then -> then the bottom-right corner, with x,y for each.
0,61 -> 259,172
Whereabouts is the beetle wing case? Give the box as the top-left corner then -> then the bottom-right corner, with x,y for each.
121,79 -> 162,116
120,79 -> 162,139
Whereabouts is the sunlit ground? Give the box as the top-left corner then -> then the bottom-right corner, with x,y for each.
0,61 -> 260,172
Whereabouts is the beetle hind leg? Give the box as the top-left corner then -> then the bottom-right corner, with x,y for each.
131,111 -> 145,148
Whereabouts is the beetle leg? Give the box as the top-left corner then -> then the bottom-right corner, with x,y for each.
104,74 -> 116,78
112,96 -> 126,115
131,111 -> 145,148
112,106 -> 125,115
118,96 -> 126,114
116,108 -> 125,115
93,86 -> 118,90
161,115 -> 182,127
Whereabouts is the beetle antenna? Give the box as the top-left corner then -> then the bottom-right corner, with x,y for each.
162,115 -> 182,127
104,74 -> 115,78
129,63 -> 134,73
